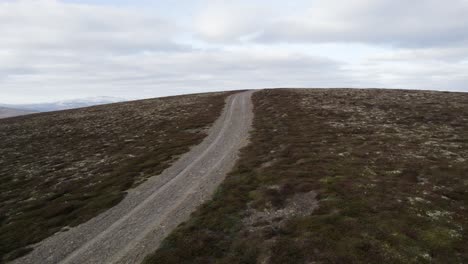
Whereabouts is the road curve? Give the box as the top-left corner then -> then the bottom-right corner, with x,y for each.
12,91 -> 254,264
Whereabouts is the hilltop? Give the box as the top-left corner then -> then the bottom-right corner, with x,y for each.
1,88 -> 467,264
146,88 -> 468,264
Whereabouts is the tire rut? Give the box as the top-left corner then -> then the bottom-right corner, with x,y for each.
12,91 -> 254,264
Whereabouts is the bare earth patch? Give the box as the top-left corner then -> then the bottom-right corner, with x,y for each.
243,189 -> 318,233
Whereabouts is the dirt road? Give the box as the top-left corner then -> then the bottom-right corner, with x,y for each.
13,91 -> 254,264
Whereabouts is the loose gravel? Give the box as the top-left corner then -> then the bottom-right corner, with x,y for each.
12,91 -> 254,264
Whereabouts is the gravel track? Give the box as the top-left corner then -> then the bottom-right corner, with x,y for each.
12,91 -> 254,264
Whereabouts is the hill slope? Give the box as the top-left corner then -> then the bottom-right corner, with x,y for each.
1,96 -> 126,112
0,107 -> 35,119
145,88 -> 468,264
11,91 -> 253,264
0,91 -> 233,262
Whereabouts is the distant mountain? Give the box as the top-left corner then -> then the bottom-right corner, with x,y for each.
0,96 -> 126,112
0,107 -> 36,119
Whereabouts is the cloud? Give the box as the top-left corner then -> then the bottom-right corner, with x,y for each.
349,60 -> 468,92
0,0 -> 189,103
1,0 -> 467,104
193,1 -> 268,42
194,0 -> 468,48
369,47 -> 468,63
0,44 -> 353,103
0,0 -> 183,52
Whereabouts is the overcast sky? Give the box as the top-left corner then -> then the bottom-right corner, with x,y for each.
1,0 -> 467,103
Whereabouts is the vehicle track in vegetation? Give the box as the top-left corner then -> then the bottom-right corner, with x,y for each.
13,91 -> 254,264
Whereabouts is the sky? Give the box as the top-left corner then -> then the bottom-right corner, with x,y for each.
1,0 -> 467,103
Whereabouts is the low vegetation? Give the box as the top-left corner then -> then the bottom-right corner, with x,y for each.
0,92 -> 233,262
145,88 -> 468,264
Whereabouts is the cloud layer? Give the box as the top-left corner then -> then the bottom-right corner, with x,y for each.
1,0 -> 467,103
195,0 -> 468,47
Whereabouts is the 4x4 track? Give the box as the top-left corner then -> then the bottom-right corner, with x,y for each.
13,91 -> 254,264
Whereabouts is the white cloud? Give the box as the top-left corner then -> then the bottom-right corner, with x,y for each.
0,0 -> 182,52
193,1 -> 268,42
346,55 -> 468,91
193,0 -> 468,48
369,47 -> 468,63
0,0 -> 467,104
1,46 -> 352,103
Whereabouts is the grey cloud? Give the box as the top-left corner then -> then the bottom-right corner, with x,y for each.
368,47 -> 468,63
194,0 -> 468,48
1,0 -> 467,104
0,47 -> 353,103
345,57 -> 468,92
0,0 -> 185,53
